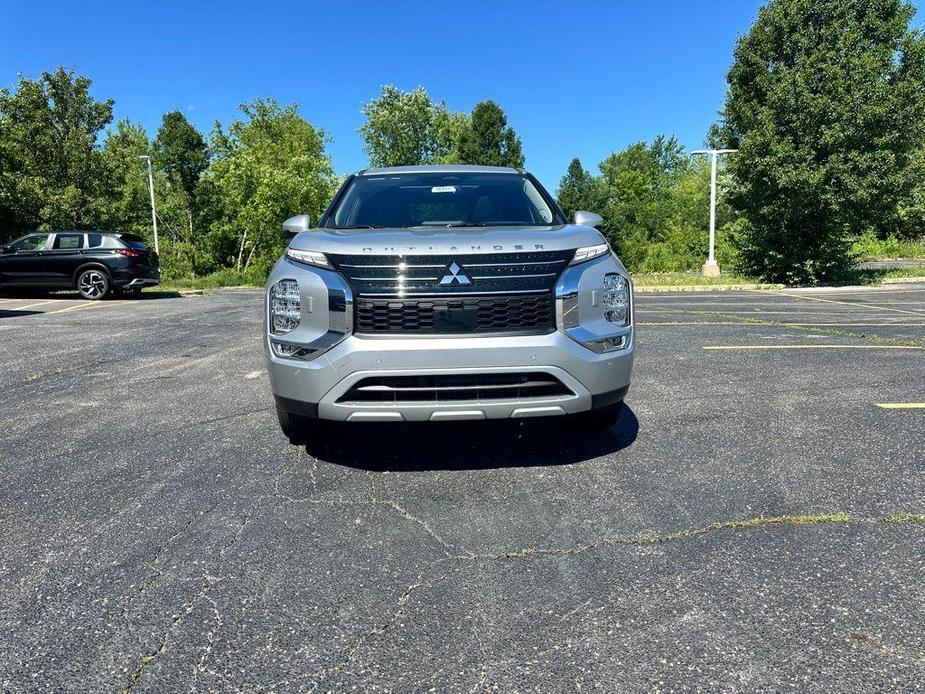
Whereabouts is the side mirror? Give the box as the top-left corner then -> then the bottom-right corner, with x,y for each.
283,214 -> 311,240
0,245 -> 12,255
573,211 -> 604,231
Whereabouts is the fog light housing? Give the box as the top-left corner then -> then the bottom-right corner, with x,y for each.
270,341 -> 316,360
601,273 -> 629,325
586,335 -> 628,353
270,279 -> 300,334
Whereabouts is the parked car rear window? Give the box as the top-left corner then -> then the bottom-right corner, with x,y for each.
53,234 -> 84,250
328,173 -> 560,229
119,234 -> 148,250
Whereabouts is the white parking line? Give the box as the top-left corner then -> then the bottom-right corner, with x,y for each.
769,292 -> 925,317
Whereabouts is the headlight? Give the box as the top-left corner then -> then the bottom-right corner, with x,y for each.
286,248 -> 330,268
571,243 -> 609,264
270,279 -> 300,334
601,273 -> 629,325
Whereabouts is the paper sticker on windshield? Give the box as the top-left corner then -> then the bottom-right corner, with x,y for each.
431,186 -> 457,194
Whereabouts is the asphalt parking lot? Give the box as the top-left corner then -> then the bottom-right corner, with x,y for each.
1,285 -> 924,692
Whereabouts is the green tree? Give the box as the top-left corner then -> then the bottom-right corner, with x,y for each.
204,98 -> 338,271
717,0 -> 925,284
597,135 -> 690,268
0,67 -> 113,239
101,119 -> 151,236
431,106 -> 470,165
556,157 -> 605,220
153,111 -> 209,204
359,86 -> 469,167
456,100 -> 525,168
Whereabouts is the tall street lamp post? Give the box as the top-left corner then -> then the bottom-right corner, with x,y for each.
139,155 -> 160,256
691,148 -> 737,276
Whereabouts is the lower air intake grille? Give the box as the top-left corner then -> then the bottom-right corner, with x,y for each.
338,372 -> 573,404
355,295 -> 554,334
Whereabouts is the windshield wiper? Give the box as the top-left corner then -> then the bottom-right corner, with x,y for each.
336,224 -> 385,229
444,222 -> 488,228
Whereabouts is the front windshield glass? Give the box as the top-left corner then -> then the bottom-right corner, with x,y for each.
328,173 -> 559,229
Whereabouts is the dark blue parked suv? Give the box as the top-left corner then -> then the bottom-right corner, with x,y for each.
0,231 -> 160,299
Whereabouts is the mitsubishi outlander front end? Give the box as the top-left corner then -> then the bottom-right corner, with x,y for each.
264,165 -> 634,444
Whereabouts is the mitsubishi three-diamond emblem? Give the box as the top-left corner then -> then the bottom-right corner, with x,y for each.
439,261 -> 472,285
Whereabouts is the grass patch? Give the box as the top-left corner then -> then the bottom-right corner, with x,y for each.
634,271 -> 781,288
672,513 -> 852,539
159,266 -> 267,291
852,234 -> 925,261
885,514 -> 925,524
844,267 -> 925,285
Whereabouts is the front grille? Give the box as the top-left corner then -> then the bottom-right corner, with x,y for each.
338,372 -> 573,404
355,295 -> 554,334
327,250 -> 573,296
330,250 -> 570,335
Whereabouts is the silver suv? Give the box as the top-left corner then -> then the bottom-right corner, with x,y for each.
265,165 -> 634,444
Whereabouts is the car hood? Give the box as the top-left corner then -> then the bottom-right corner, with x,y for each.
288,224 -> 607,256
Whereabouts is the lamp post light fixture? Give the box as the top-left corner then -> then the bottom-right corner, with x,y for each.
139,155 -> 160,255
690,148 -> 737,277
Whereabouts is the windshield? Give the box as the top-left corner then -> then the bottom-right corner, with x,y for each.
326,173 -> 561,229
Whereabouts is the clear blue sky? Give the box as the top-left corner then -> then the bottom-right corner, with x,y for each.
3,1 -> 917,188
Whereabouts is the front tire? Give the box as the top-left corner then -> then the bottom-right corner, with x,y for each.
276,403 -> 329,446
76,269 -> 110,300
575,402 -> 624,430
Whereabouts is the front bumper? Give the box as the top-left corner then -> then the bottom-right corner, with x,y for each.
265,252 -> 634,423
268,331 -> 633,422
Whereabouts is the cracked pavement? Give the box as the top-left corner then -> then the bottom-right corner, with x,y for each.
1,286 -> 924,691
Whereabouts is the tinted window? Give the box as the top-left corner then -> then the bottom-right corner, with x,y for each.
11,234 -> 49,252
329,173 -> 559,229
89,235 -> 127,249
119,234 -> 148,250
53,234 -> 84,250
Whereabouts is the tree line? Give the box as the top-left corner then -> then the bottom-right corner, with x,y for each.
0,74 -> 527,281
559,0 -> 925,284
1,0 -> 923,285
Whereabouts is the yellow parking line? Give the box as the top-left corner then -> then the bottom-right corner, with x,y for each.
771,292 -> 925,317
644,321 -> 925,327
875,403 -> 925,409
704,344 -> 924,350
640,321 -> 754,325
10,299 -> 60,311
47,300 -> 128,315
637,309 -> 826,315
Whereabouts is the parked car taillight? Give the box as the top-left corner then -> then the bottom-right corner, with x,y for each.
115,249 -> 143,257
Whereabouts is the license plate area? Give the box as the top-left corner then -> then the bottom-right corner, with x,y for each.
433,304 -> 478,332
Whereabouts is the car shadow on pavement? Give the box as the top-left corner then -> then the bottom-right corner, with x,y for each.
304,404 -> 640,471
0,309 -> 43,319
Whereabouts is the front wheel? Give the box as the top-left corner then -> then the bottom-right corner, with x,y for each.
76,269 -> 110,300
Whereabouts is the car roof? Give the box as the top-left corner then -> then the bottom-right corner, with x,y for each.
358,164 -> 522,176
45,230 -> 125,235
